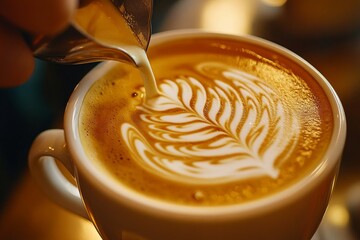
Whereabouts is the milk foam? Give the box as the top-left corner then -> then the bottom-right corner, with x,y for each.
121,62 -> 300,184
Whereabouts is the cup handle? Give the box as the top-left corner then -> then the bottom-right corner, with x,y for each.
28,129 -> 89,219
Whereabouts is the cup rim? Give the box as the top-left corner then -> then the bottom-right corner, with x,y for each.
64,29 -> 346,220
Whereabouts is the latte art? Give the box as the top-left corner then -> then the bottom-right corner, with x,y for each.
121,62 -> 300,184
79,36 -> 333,205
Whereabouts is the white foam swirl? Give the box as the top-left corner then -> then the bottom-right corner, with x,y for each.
121,62 -> 300,184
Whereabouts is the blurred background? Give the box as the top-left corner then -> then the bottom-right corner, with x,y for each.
1,0 -> 360,239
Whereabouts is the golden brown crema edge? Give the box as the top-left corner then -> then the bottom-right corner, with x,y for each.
79,37 -> 333,206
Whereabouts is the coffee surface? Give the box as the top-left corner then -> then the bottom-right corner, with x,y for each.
79,36 -> 333,205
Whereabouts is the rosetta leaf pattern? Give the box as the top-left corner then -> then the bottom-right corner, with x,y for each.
121,62 -> 300,184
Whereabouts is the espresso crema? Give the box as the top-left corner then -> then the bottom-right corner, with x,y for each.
79,36 -> 333,205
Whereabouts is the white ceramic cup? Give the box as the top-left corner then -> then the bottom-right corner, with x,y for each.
28,30 -> 346,240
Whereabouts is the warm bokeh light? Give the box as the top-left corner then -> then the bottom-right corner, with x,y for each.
200,0 -> 257,34
262,0 -> 287,7
327,204 -> 350,227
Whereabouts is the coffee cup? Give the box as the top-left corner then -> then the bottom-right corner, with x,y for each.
29,30 -> 346,240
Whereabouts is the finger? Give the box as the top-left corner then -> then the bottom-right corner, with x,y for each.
0,0 -> 77,35
0,21 -> 34,87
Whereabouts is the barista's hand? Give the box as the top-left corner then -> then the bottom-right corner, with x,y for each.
0,0 -> 77,87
